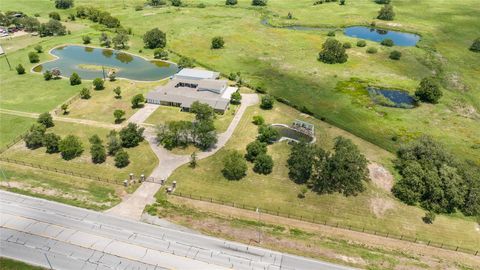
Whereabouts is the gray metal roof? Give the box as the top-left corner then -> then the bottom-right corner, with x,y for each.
174,68 -> 220,80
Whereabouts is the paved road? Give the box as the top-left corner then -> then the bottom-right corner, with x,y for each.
0,191 -> 354,270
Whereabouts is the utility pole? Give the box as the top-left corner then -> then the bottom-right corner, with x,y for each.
256,207 -> 261,243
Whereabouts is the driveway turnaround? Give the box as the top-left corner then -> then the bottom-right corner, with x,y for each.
0,191 -> 355,270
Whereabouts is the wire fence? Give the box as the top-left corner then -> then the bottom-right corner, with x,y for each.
0,132 -> 28,154
172,191 -> 479,257
53,92 -> 81,115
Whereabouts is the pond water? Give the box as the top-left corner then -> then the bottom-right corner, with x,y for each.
344,26 -> 420,46
272,125 -> 314,143
368,87 -> 416,108
34,45 -> 178,81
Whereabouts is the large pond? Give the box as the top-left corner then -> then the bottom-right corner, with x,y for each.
368,87 -> 416,109
344,26 -> 420,46
34,45 -> 178,81
272,125 -> 314,143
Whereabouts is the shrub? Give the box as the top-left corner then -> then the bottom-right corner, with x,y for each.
82,35 -> 91,44
113,87 -> 122,98
252,0 -> 267,6
135,5 -> 144,11
113,109 -> 126,124
356,40 -> 367,47
143,28 -> 167,49
211,36 -> 225,49
43,133 -> 61,154
298,186 -> 308,198
469,37 -> 480,52
260,95 -> 274,109
80,87 -> 91,99
197,3 -> 206,8
171,0 -> 182,6
245,140 -> 267,162
222,150 -> 247,180
226,0 -> 237,5
375,0 -> 390,4
381,38 -> 394,46
327,31 -> 335,37
230,91 -> 241,104
342,42 -> 352,49
377,4 -> 395,21
178,56 -> 195,69
318,38 -> 348,64
114,149 -> 130,168
28,52 -> 40,63
24,124 -> 46,149
55,0 -> 74,9
153,48 -> 169,60
34,45 -> 43,53
252,115 -> 265,125
422,211 -> 436,224
93,78 -> 104,90
389,50 -> 402,60
37,112 -> 54,128
69,72 -> 82,85
59,135 -> 83,160
253,154 -> 274,174
16,64 -> 25,75
366,47 -> 378,54
43,70 -> 53,80
49,12 -> 61,21
415,77 -> 442,103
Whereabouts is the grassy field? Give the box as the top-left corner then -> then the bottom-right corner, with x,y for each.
0,257 -> 45,270
0,114 -> 34,148
168,102 -> 480,251
0,121 -> 158,181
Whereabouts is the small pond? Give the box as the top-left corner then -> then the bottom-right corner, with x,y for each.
272,125 -> 314,143
34,45 -> 178,81
344,26 -> 420,47
368,87 -> 416,109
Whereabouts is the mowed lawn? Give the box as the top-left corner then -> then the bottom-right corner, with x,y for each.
0,114 -> 35,148
169,102 -> 480,251
0,121 -> 158,181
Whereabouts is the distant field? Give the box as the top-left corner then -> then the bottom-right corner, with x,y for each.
0,114 -> 34,148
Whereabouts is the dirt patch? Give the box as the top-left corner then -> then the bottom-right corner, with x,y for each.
370,197 -> 395,218
334,254 -> 366,265
368,163 -> 394,191
386,22 -> 403,27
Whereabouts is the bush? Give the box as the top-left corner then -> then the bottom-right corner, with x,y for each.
211,36 -> 225,49
59,135 -> 83,160
415,77 -> 442,103
178,56 -> 195,69
375,0 -> 390,3
469,37 -> 480,52
153,48 -> 169,60
366,47 -> 378,54
28,52 -> 40,63
422,211 -> 436,224
93,78 -> 104,90
253,154 -> 274,174
327,31 -> 335,37
377,4 -> 395,21
80,87 -> 91,99
226,0 -> 238,5
113,109 -> 126,124
260,95 -> 274,109
69,72 -> 82,85
381,38 -> 394,47
82,35 -> 91,44
49,12 -> 61,21
34,45 -> 43,53
114,149 -> 130,168
135,5 -> 144,11
113,87 -> 122,98
43,133 -> 61,154
171,0 -> 182,6
16,64 -> 25,75
143,28 -> 166,49
245,140 -> 267,162
55,0 -> 74,9
343,42 -> 352,49
222,150 -> 247,180
37,112 -> 54,128
44,70 -> 53,80
356,40 -> 367,47
389,50 -> 402,60
318,38 -> 348,64
252,115 -> 265,125
252,0 -> 267,6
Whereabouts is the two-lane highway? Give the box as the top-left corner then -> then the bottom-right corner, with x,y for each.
0,190 -> 355,270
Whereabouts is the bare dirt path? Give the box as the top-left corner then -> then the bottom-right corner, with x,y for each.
105,94 -> 259,220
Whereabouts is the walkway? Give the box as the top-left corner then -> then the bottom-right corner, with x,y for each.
106,94 -> 259,220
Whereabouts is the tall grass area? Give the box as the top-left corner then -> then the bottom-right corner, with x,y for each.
0,114 -> 34,148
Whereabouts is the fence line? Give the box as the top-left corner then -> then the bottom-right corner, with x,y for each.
0,132 -> 28,154
53,92 -> 81,115
0,156 -> 123,186
171,192 -> 479,257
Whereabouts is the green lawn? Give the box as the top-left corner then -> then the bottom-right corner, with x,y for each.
0,121 -> 158,181
168,102 -> 480,251
0,114 -> 34,148
0,257 -> 45,270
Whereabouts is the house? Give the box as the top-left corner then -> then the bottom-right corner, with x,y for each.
146,69 -> 237,113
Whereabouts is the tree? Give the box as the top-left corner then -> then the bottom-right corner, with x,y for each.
119,123 -> 144,148
458,163 -> 480,216
381,38 -> 394,47
253,154 -> 274,174
193,120 -> 217,150
190,101 -> 215,122
318,38 -> 348,64
245,140 -> 267,162
114,149 -> 130,168
28,52 -> 39,63
171,0 -> 182,7
149,0 -> 167,6
49,12 -> 61,21
99,32 -> 111,47
339,0 -> 345,5
415,77 -> 442,103
190,151 -> 197,168
113,109 -> 126,124
16,64 -> 25,75
38,20 -> 66,37
37,112 -> 54,128
375,0 -> 390,4
20,17 -> 40,32
43,133 -> 61,153
377,4 -> 395,21
113,33 -> 129,49
61,104 -> 69,115
287,141 -> 315,184
131,94 -> 145,108
470,38 -> 480,52
143,28 -> 167,49
225,0 -> 237,5
389,50 -> 402,60
252,115 -> 265,125
257,125 -> 280,144
82,35 -> 91,44
222,150 -> 247,180
153,48 -> 169,60
59,135 -> 83,160
106,130 -> 122,155
230,91 -> 241,104
260,95 -> 274,109
252,0 -> 267,6
108,71 -> 116,82
80,87 -> 91,99
44,70 -> 53,81
24,124 -> 46,149
69,72 -> 82,85
34,45 -> 43,53
356,40 -> 367,47
93,78 -> 104,90
52,68 -> 61,79
211,36 -> 225,49
113,87 -> 121,98
178,56 -> 195,69
89,135 -> 106,164
55,0 -> 74,9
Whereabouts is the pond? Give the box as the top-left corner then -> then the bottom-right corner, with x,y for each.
344,26 -> 420,47
368,87 -> 416,109
34,45 -> 178,81
271,124 -> 314,143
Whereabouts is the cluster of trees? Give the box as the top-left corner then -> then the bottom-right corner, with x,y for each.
75,6 -> 121,28
156,102 -> 218,151
55,0 -> 74,9
39,19 -> 67,37
392,136 -> 480,219
318,38 -> 348,64
287,137 -> 369,197
245,140 -> 273,174
0,12 -> 44,33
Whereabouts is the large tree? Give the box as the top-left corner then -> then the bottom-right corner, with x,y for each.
39,20 -> 66,37
287,141 -> 315,184
59,135 -> 83,160
119,123 -> 144,148
415,77 -> 442,103
24,124 -> 46,149
37,112 -> 54,128
190,101 -> 215,122
43,133 -> 61,154
318,38 -> 348,64
222,150 -> 248,180
143,28 -> 167,49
